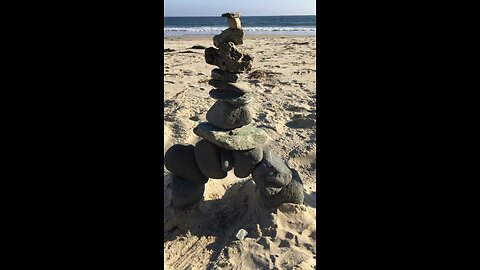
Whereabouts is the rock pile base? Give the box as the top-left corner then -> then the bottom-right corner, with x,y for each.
164,12 -> 305,209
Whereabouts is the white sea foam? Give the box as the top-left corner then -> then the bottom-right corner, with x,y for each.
164,26 -> 316,36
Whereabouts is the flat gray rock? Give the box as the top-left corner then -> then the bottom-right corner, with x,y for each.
171,174 -> 205,208
206,100 -> 252,129
252,149 -> 292,196
165,144 -> 208,184
220,149 -> 234,172
213,28 -> 244,48
194,139 -> 227,179
259,169 -> 304,208
208,80 -> 251,94
193,122 -> 268,151
205,43 -> 253,73
232,147 -> 263,178
211,68 -> 244,83
209,89 -> 253,107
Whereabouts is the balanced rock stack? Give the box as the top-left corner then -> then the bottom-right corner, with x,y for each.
164,13 -> 305,209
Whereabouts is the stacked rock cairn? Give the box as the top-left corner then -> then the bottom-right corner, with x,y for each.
164,12 -> 305,209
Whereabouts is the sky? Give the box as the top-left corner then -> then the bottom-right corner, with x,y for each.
164,0 -> 316,17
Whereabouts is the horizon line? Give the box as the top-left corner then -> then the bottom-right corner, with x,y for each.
164,14 -> 316,18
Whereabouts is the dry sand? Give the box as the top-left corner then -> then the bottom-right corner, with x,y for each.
164,35 -> 317,270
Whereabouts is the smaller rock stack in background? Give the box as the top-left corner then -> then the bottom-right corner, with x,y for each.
164,12 -> 305,209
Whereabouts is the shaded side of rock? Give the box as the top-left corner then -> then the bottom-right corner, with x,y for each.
171,174 -> 205,208
194,139 -> 227,179
211,68 -> 244,82
252,149 -> 292,195
259,169 -> 305,208
232,147 -> 263,178
206,100 -> 252,129
220,149 -> 234,172
213,28 -> 244,47
193,122 -> 268,151
209,89 -> 253,107
164,144 -> 208,184
227,17 -> 242,29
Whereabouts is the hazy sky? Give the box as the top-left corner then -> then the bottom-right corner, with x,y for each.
164,0 -> 316,17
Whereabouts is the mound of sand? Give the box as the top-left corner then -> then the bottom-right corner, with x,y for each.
164,171 -> 316,270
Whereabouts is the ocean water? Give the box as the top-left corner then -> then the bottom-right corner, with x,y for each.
164,15 -> 316,36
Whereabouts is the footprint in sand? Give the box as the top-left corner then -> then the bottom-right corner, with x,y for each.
285,118 -> 316,129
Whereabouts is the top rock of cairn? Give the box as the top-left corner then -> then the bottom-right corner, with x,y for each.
221,12 -> 241,18
221,12 -> 242,29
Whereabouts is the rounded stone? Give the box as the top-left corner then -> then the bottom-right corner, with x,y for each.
232,147 -> 263,178
164,144 -> 208,184
220,149 -> 234,172
171,174 -> 205,208
206,100 -> 252,129
209,89 -> 253,107
252,149 -> 292,196
259,169 -> 304,209
194,139 -> 227,179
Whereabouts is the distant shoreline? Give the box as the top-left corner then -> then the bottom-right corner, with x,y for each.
164,15 -> 316,18
164,34 -> 316,40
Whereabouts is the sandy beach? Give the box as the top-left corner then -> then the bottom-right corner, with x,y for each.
164,35 -> 317,270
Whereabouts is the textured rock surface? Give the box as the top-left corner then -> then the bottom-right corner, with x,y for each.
194,139 -> 227,179
211,68 -> 244,82
209,89 -> 253,107
164,144 -> 208,184
170,174 -> 205,208
252,149 -> 292,195
259,169 -> 305,208
193,122 -> 268,151
232,148 -> 263,178
206,100 -> 252,129
220,149 -> 234,172
208,80 -> 251,94
213,28 -> 244,48
205,43 -> 253,73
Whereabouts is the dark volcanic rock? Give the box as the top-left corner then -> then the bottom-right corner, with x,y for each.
205,42 -> 253,73
220,149 -> 234,172
209,89 -> 253,107
259,169 -> 304,208
164,144 -> 208,184
211,68 -> 244,83
171,174 -> 205,207
194,139 -> 227,179
252,149 -> 292,196
232,148 -> 263,178
206,100 -> 252,129
213,28 -> 244,48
